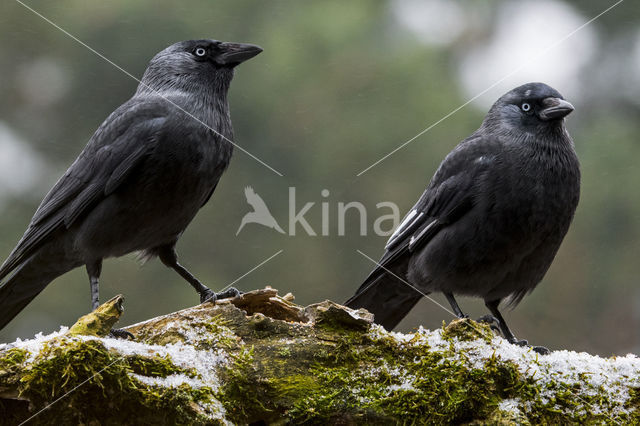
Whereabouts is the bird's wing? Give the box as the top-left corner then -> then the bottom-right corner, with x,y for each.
354,134 -> 496,293
200,182 -> 219,208
245,186 -> 270,212
0,99 -> 169,281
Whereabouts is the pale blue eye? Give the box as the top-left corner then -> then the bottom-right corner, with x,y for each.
521,102 -> 531,112
195,47 -> 206,57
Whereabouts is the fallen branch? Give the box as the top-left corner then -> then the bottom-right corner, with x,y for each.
1,287 -> 638,424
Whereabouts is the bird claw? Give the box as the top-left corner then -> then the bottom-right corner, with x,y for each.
200,289 -> 217,304
216,287 -> 242,300
476,314 -> 498,325
531,345 -> 550,355
109,328 -> 134,340
476,315 -> 501,333
200,287 -> 242,304
505,338 -> 550,355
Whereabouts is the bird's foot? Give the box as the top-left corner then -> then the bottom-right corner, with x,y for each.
199,287 -> 243,304
200,289 -> 217,304
506,337 -> 550,355
476,314 -> 501,333
108,328 -> 134,340
531,346 -> 550,355
216,287 -> 242,300
477,314 -> 498,324
509,338 -> 529,346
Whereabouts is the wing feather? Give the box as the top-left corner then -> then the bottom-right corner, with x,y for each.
0,100 -> 165,281
353,134 -> 498,296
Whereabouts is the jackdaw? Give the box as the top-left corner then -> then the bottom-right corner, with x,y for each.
0,39 -> 262,334
346,83 -> 580,351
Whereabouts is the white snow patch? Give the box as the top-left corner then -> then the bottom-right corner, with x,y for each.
389,328 -> 417,344
498,398 -> 521,416
0,326 -> 69,362
359,357 -> 419,396
80,335 -> 229,392
131,373 -> 202,389
370,325 -> 640,417
0,326 -> 229,394
388,381 -> 417,392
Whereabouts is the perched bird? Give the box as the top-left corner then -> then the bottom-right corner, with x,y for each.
0,39 -> 262,334
346,83 -> 580,351
236,186 -> 285,235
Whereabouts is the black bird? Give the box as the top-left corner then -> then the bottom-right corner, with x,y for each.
346,83 -> 580,350
0,39 -> 262,334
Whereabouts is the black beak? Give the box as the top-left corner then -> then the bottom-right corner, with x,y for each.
217,42 -> 263,66
539,97 -> 574,121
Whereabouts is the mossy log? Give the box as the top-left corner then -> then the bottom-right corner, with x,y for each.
1,287 -> 639,424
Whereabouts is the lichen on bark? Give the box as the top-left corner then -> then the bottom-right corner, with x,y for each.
1,287 -> 639,424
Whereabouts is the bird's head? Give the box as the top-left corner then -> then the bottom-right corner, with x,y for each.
485,82 -> 574,132
138,39 -> 262,94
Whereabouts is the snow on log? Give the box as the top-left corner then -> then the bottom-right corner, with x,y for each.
1,287 -> 639,424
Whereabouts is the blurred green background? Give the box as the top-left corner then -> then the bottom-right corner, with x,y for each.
0,0 -> 638,356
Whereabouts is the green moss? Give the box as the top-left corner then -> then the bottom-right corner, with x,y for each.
126,353 -> 197,379
167,309 -> 640,424
0,347 -> 28,370
216,346 -> 265,423
0,347 -> 29,388
198,315 -> 229,334
626,388 -> 640,423
132,313 -> 238,350
378,354 -> 533,423
15,338 -> 221,425
193,315 -> 238,350
480,405 -> 530,425
441,318 -> 495,343
525,380 -> 630,424
277,324 -> 627,425
67,294 -> 125,337
276,346 -> 292,357
286,336 -> 485,423
5,295 -> 636,424
141,330 -> 189,345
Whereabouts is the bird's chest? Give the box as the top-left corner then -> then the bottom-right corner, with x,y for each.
486,155 -> 579,240
147,132 -> 232,203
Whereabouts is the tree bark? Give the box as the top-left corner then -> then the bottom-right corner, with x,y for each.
1,287 -> 638,425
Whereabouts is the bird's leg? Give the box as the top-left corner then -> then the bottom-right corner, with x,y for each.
86,260 -> 102,311
484,299 -> 522,343
444,293 -> 468,319
158,246 -> 215,303
476,314 -> 501,333
446,294 -> 502,333
86,260 -> 133,339
484,300 -> 549,355
158,246 -> 241,304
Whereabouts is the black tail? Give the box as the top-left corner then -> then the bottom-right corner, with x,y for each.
0,248 -> 79,331
345,272 -> 423,331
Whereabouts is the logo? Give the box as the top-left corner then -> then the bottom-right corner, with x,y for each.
236,186 -> 401,237
236,186 -> 285,235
